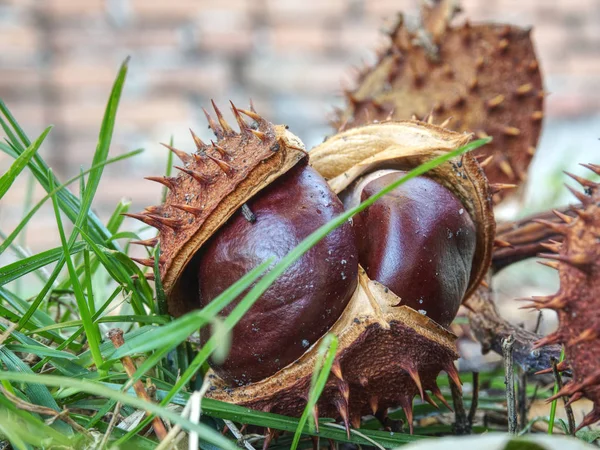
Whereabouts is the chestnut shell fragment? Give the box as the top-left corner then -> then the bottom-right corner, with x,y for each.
198,162 -> 358,385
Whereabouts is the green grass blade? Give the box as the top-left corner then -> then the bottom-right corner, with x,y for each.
0,98 -> 33,148
0,242 -> 86,285
49,171 -> 105,377
109,259 -> 273,360
5,344 -> 76,360
0,372 -> 238,450
0,126 -> 51,200
548,347 -> 566,434
0,149 -> 142,255
0,348 -> 72,436
291,334 -> 338,450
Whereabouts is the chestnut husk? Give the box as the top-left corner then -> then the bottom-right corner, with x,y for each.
334,1 -> 544,203
204,120 -> 495,433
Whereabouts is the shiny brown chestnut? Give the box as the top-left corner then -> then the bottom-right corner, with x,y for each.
197,161 -> 358,385
342,170 -> 476,327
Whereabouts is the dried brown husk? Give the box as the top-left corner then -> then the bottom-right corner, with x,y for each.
335,1 -> 544,203
525,164 -> 600,429
126,104 -> 307,317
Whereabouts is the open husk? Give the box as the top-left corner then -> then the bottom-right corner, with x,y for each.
205,120 -> 496,434
310,120 -> 495,302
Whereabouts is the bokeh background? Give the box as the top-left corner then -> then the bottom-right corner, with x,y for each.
0,1 -> 599,337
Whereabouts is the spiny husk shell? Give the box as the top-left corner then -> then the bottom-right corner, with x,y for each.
131,104 -> 307,317
335,4 -> 544,203
206,269 -> 458,430
309,120 -> 495,303
528,164 -> 600,429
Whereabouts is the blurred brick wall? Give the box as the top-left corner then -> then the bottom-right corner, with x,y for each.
1,0 -> 599,253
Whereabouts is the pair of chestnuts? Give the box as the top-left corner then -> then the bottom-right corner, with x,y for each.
129,103 -> 495,433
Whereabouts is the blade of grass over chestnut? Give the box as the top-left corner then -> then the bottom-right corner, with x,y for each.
0,372 -> 239,450
116,137 -> 492,445
291,334 -> 338,450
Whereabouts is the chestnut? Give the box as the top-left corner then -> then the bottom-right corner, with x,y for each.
197,161 -> 358,385
342,170 -> 476,327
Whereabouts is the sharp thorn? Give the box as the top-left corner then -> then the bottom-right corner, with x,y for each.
567,327 -> 598,346
171,203 -> 203,217
552,209 -> 573,224
131,237 -> 159,247
210,140 -> 230,157
406,367 -> 424,401
490,183 -> 517,194
237,108 -> 262,123
251,129 -> 267,142
431,384 -> 453,411
211,99 -> 234,135
499,159 -> 516,178
160,142 -> 192,164
479,154 -> 494,168
538,260 -> 560,270
189,128 -> 207,152
202,107 -> 224,139
131,257 -> 161,268
439,116 -> 453,128
494,238 -> 513,248
564,171 -> 597,189
205,153 -> 234,176
532,219 -> 568,235
175,165 -> 212,184
580,162 -> 600,176
565,184 -> 592,206
144,176 -> 177,190
445,363 -> 462,393
230,101 -> 250,134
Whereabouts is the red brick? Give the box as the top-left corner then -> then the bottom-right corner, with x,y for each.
364,0 -> 415,18
269,24 -> 336,53
129,0 -> 251,21
49,63 -> 116,90
0,25 -> 38,60
148,64 -> 232,96
266,0 -> 347,22
38,0 -> 105,17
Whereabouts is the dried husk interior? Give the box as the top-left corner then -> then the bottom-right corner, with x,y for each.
206,269 -> 458,423
309,120 -> 495,302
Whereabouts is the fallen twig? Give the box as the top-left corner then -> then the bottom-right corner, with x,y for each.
449,374 -> 470,435
502,334 -> 517,434
465,282 -> 562,374
0,386 -> 91,438
467,372 -> 479,427
107,328 -> 168,441
551,357 -> 576,435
